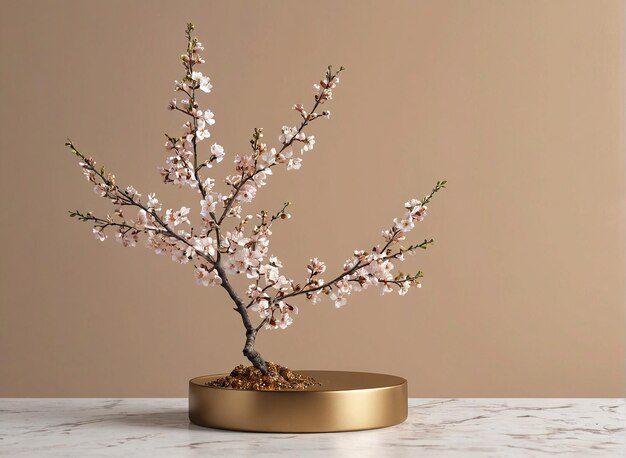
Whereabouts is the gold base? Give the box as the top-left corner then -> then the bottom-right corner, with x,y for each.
189,371 -> 407,432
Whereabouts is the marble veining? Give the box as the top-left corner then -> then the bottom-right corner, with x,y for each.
0,398 -> 623,456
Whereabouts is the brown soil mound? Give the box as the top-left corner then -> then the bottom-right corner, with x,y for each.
206,362 -> 320,391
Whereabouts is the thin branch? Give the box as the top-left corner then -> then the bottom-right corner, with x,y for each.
217,67 -> 343,225
66,140 -> 216,265
275,239 -> 434,302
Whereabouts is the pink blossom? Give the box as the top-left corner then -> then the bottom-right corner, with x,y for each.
236,182 -> 257,202
293,103 -> 306,118
134,209 -> 155,229
306,258 -> 326,276
251,298 -> 272,319
246,284 -> 263,299
405,198 -> 427,222
393,217 -> 415,233
314,75 -> 339,103
145,232 -> 169,255
115,229 -> 138,248
171,247 -> 190,264
164,207 -> 191,226
125,186 -> 141,198
234,155 -> 255,175
93,184 -> 109,197
195,265 -> 222,286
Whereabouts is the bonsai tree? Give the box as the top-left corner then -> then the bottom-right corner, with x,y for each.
66,23 -> 445,381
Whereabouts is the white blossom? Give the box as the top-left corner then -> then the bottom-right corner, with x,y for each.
287,158 -> 302,170
200,194 -> 219,217
276,312 -> 293,329
135,209 -> 155,229
329,292 -> 347,308
301,135 -> 315,153
279,126 -> 298,144
93,227 -> 106,241
398,281 -> 411,296
210,143 -> 225,164
191,71 -> 212,93
194,236 -> 216,257
253,170 -> 270,187
147,193 -> 161,211
261,148 -> 277,165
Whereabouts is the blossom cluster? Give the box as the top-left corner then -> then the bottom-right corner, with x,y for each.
68,24 -> 444,336
161,24 -> 224,193
243,189 -> 443,325
71,150 -> 216,267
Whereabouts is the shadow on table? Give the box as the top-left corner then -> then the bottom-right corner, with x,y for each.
102,408 -> 200,430
103,408 -> 245,433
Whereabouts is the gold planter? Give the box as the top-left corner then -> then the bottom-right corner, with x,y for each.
189,370 -> 407,432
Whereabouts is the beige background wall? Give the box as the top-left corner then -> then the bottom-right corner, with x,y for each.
1,0 -> 624,397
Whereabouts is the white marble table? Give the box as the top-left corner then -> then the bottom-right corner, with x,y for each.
1,398 -> 624,457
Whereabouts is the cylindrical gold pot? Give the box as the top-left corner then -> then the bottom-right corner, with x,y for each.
189,370 -> 407,433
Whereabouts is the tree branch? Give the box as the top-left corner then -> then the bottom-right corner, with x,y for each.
274,239 -> 434,302
217,67 -> 342,225
66,140 -> 216,265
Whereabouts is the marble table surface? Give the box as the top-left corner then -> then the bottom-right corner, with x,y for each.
1,398 -> 624,457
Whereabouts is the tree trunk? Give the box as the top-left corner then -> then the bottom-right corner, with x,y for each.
215,263 -> 269,374
243,328 -> 268,373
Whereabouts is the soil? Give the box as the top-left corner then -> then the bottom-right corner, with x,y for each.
206,362 -> 320,391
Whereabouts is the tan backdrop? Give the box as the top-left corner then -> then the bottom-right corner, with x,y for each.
1,0 -> 624,397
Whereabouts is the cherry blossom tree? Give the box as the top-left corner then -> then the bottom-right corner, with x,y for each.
67,23 -> 446,374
